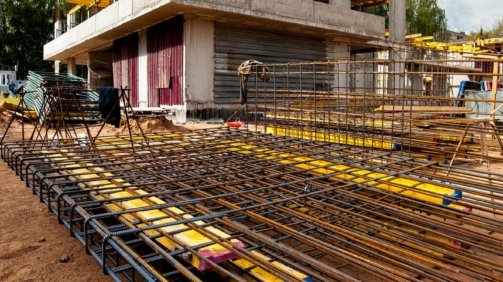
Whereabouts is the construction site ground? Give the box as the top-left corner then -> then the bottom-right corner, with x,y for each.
1,116 -> 503,281
0,161 -> 112,282
0,117 -> 222,282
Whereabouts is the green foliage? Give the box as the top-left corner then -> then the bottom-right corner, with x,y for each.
0,0 -> 58,79
406,0 -> 447,36
467,20 -> 503,40
490,19 -> 503,38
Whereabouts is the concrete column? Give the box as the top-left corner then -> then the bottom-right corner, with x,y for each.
54,5 -> 62,38
387,50 -> 406,94
389,0 -> 406,42
67,58 -> 76,75
408,64 -> 423,96
388,0 -> 407,94
333,42 -> 350,59
184,17 -> 215,112
87,58 -> 91,86
54,61 -> 60,74
331,42 -> 351,92
54,19 -> 62,37
491,62 -> 501,121
138,29 -> 148,108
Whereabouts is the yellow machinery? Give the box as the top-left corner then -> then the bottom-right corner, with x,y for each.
67,0 -> 111,15
407,34 -> 503,54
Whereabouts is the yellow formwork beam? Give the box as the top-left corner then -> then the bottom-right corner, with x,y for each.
266,126 -> 397,151
435,135 -> 475,144
68,4 -> 82,15
482,38 -> 503,45
406,34 -> 489,53
407,33 -> 503,53
67,0 -> 110,8
43,138 -> 311,281
266,119 -> 477,150
63,164 -> 240,271
233,251 -> 309,282
265,114 -> 392,129
221,141 -> 464,209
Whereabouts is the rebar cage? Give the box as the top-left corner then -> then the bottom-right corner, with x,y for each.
244,58 -> 503,163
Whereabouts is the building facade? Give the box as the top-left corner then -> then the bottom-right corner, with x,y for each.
44,0 -> 398,122
0,70 -> 16,95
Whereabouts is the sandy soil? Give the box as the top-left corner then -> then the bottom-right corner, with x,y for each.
0,161 -> 111,282
0,116 -> 222,282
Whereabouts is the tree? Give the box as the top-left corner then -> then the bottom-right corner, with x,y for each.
406,0 -> 447,36
0,0 -> 58,79
489,19 -> 503,38
467,20 -> 503,41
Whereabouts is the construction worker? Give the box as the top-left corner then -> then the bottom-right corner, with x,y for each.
7,81 -> 15,97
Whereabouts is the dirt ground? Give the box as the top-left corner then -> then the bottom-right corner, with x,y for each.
0,111 -> 116,281
0,161 -> 112,282
0,116 -> 222,282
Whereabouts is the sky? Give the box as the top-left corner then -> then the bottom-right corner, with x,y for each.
437,0 -> 503,33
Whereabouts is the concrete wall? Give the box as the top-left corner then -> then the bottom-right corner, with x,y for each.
184,16 -> 215,111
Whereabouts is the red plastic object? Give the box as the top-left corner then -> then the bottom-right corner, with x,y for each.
226,121 -> 244,128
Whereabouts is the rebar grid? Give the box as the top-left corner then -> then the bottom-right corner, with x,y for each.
2,128 -> 503,281
243,59 -> 503,163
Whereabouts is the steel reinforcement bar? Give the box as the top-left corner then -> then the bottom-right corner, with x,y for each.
2,128 -> 503,281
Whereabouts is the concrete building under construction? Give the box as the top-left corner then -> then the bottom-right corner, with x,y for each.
0,0 -> 499,281
44,0 -> 405,122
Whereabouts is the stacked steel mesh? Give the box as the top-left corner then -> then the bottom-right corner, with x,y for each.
24,71 -> 100,124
